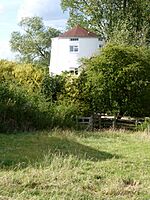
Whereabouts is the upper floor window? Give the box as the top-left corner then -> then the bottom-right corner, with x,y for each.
69,68 -> 79,75
98,37 -> 103,41
70,45 -> 79,52
70,38 -> 79,41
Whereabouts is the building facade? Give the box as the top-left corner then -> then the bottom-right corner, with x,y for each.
49,25 -> 103,75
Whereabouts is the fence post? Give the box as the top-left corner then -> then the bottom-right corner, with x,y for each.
112,116 -> 116,129
145,117 -> 150,135
135,120 -> 138,127
89,115 -> 93,130
99,114 -> 101,129
147,124 -> 150,135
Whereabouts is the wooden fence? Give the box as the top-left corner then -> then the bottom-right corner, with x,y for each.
77,115 -> 145,130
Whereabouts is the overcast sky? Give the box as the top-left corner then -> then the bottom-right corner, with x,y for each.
0,0 -> 68,60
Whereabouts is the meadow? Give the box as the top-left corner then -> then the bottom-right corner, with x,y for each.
0,130 -> 150,200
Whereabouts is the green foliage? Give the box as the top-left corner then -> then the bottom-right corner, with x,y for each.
61,0 -> 150,42
1,42 -> 150,131
60,74 -> 79,101
10,17 -> 61,66
0,60 -> 77,132
79,44 -> 150,117
53,101 -> 79,128
0,60 -> 44,93
41,73 -> 65,102
137,118 -> 150,132
109,21 -> 150,46
0,82 -> 53,132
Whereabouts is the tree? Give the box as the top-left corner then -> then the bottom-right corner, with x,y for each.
41,74 -> 65,102
61,0 -> 150,42
10,17 -> 61,66
0,60 -> 44,94
78,44 -> 150,117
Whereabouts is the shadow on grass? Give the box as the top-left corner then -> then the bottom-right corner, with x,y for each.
0,134 -> 120,169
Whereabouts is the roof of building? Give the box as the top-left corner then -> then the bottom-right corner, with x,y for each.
59,25 -> 98,38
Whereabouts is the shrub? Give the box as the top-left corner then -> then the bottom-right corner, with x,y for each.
0,83 -> 54,132
41,73 -> 65,102
0,60 -> 80,132
0,60 -> 44,94
52,100 -> 79,129
80,43 -> 150,117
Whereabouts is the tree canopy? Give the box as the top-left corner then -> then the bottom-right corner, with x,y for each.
61,0 -> 150,42
76,44 -> 150,117
10,17 -> 61,67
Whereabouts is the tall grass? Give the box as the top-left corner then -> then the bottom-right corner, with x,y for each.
0,130 -> 150,199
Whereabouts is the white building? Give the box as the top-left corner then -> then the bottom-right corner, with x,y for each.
49,25 -> 103,75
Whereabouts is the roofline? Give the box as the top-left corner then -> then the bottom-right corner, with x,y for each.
58,36 -> 99,39
59,25 -> 98,38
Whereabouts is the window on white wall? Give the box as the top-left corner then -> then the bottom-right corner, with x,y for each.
70,38 -> 79,41
70,45 -> 79,52
69,68 -> 79,75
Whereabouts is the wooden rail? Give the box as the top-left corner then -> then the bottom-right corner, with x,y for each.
77,115 -> 145,130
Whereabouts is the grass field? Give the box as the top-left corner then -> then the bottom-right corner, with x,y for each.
0,130 -> 150,200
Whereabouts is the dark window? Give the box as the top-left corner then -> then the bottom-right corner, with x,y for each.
98,37 -> 103,41
69,68 -> 79,75
70,38 -> 79,41
75,68 -> 78,75
70,45 -> 79,52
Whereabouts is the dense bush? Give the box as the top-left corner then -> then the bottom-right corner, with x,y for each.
52,100 -> 79,128
0,60 -> 44,93
41,73 -> 65,102
78,44 -> 150,118
1,42 -> 150,132
0,61 -> 78,132
0,83 -> 54,132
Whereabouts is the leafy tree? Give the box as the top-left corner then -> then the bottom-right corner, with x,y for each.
78,44 -> 150,117
10,17 -> 61,66
61,0 -> 150,42
41,74 -> 65,102
0,60 -> 44,94
0,60 -> 78,132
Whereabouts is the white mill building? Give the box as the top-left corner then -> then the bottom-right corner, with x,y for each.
49,25 -> 103,75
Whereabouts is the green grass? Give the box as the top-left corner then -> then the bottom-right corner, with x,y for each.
0,130 -> 150,199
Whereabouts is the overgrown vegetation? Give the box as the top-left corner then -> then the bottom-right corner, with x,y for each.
1,42 -> 150,132
1,4 -> 150,198
79,44 -> 150,117
0,60 -> 78,132
2,9 -> 149,132
1,1 -> 150,198
1,130 -> 150,199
